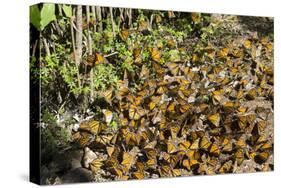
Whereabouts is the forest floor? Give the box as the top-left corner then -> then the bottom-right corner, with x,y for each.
39,13 -> 273,184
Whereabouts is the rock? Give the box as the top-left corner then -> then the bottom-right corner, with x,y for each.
48,154 -> 72,174
83,147 -> 97,168
48,149 -> 83,173
61,167 -> 94,183
40,165 -> 50,185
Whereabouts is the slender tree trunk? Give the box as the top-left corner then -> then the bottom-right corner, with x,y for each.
128,8 -> 132,28
86,6 -> 94,100
91,6 -> 97,33
96,6 -> 102,32
109,7 -> 115,37
75,5 -> 83,66
70,14 -> 81,89
119,8 -> 124,22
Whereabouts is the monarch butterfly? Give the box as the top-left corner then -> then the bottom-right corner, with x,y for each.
128,105 -> 146,120
90,158 -> 104,173
183,159 -> 199,170
231,48 -> 244,58
217,47 -> 229,58
146,158 -> 157,169
237,114 -> 247,130
144,148 -> 157,159
121,152 -> 135,170
177,98 -> 190,113
106,146 -> 115,157
116,86 -> 129,100
105,156 -> 119,167
191,12 -> 201,23
218,160 -> 232,173
222,137 -> 233,152
246,88 -> 257,100
236,137 -> 247,149
151,48 -> 161,62
94,53 -> 106,65
255,119 -> 266,134
170,125 -> 180,139
254,151 -> 270,164
190,138 -> 200,150
119,29 -> 129,41
102,109 -> 113,124
207,113 -> 221,127
133,47 -> 141,58
167,11 -> 175,18
152,62 -> 165,77
109,166 -> 123,176
200,136 -> 211,151
234,148 -> 244,165
256,141 -> 272,151
167,39 -> 176,48
85,54 -> 95,67
149,96 -> 161,110
140,65 -> 149,79
167,139 -> 178,154
132,171 -> 145,179
209,143 -> 220,156
244,39 -> 252,49
223,101 -> 236,112
158,165 -> 172,177
167,62 -> 180,76
179,140 -> 191,151
72,131 -> 93,147
192,54 -> 199,63
79,119 -> 102,135
171,169 -> 182,177
167,102 -> 176,114
95,133 -> 115,146
102,88 -> 113,105
138,20 -> 148,31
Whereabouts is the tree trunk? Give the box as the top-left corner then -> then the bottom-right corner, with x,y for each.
96,6 -> 102,32
128,9 -> 132,28
75,5 -> 83,66
109,7 -> 115,37
91,6 -> 97,33
70,7 -> 81,89
86,6 -> 94,100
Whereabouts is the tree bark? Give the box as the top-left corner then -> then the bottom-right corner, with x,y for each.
128,9 -> 132,28
86,6 -> 94,100
91,6 -> 97,33
70,8 -> 81,89
109,7 -> 115,37
96,6 -> 102,32
75,5 -> 83,66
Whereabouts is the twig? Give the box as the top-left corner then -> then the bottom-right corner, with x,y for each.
32,39 -> 38,57
104,51 -> 119,58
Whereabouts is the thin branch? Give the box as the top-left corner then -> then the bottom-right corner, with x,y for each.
32,39 -> 38,57
42,37 -> 50,56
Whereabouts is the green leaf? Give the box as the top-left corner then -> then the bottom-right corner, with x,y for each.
62,5 -> 72,18
30,5 -> 41,30
40,3 -> 56,31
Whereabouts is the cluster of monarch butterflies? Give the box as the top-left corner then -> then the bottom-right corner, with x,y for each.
72,26 -> 273,181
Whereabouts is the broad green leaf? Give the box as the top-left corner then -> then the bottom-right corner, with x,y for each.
40,3 -> 56,31
62,5 -> 72,18
30,5 -> 41,30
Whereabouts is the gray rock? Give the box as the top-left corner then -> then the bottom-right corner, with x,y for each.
48,149 -> 83,173
61,167 -> 94,183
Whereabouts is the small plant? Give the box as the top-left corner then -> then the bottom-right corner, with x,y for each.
92,64 -> 119,90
